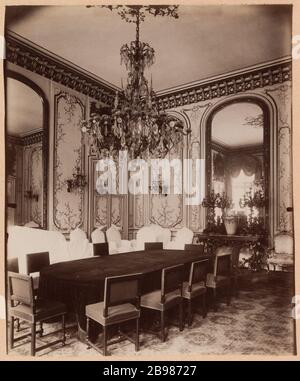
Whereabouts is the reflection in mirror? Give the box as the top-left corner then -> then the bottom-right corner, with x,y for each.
207,101 -> 267,235
6,77 -> 44,228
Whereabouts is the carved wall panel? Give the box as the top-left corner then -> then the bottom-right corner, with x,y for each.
265,84 -> 293,233
53,91 -> 85,232
23,143 -> 43,226
89,157 -> 125,236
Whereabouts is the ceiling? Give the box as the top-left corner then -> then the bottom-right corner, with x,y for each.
6,78 -> 43,137
5,5 -> 292,91
212,102 -> 264,148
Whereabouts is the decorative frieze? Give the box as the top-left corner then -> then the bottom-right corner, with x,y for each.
6,34 -> 116,106
157,60 -> 291,109
7,131 -> 43,146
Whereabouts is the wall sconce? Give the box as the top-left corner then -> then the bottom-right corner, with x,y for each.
25,189 -> 39,202
149,181 -> 169,197
66,166 -> 87,193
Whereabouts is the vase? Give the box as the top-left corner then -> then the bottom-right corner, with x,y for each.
224,216 -> 238,235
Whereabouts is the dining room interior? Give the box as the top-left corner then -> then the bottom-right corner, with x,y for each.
4,4 -> 295,357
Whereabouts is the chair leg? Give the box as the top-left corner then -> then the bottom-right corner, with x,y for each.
179,300 -> 184,331
135,318 -> 139,352
9,316 -> 14,350
103,326 -> 108,356
31,322 -> 36,356
187,299 -> 192,327
226,283 -> 231,306
62,314 -> 66,346
160,311 -> 165,342
212,288 -> 217,311
39,321 -> 44,337
86,317 -> 91,349
16,318 -> 20,332
202,293 -> 207,318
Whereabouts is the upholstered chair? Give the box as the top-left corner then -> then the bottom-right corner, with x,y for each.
184,244 -> 205,256
106,224 -> 133,254
182,259 -> 209,326
69,228 -> 92,259
132,225 -> 158,251
165,227 -> 194,250
93,242 -> 109,256
91,226 -> 106,244
140,264 -> 184,342
206,250 -> 232,311
26,251 -> 50,293
7,257 -> 20,332
267,232 -> 294,271
85,273 -> 141,356
8,272 -> 67,356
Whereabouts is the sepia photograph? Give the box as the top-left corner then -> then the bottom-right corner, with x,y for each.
1,2 -> 297,361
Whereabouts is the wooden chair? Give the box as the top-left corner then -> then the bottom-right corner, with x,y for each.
26,252 -> 50,293
182,259 -> 209,326
7,257 -> 19,273
86,273 -> 141,356
206,253 -> 232,311
8,272 -> 66,356
184,244 -> 204,255
93,242 -> 109,256
7,257 -> 20,332
144,242 -> 163,251
140,264 -> 184,342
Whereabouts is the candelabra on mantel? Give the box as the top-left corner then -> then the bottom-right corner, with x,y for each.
239,181 -> 265,234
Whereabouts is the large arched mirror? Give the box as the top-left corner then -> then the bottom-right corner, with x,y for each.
5,71 -> 49,229
205,99 -> 269,237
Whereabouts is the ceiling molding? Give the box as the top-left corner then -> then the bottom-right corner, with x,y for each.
156,56 -> 292,109
212,140 -> 264,155
5,31 -> 118,106
7,130 -> 43,146
5,32 -> 292,110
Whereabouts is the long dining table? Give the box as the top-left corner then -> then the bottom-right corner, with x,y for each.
38,249 -> 210,338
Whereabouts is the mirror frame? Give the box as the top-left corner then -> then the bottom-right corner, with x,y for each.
5,69 -> 49,229
205,97 -> 270,234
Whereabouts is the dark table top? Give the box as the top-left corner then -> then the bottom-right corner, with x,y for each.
40,249 -> 209,285
38,249 -> 210,331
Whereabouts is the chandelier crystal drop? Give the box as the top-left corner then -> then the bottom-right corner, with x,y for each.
81,5 -> 191,159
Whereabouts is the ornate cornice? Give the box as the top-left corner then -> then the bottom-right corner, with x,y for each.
6,32 -> 117,106
7,131 -> 43,146
156,58 -> 292,110
22,130 -> 44,146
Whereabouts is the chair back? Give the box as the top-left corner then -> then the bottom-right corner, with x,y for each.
7,257 -> 19,273
103,273 -> 141,317
93,242 -> 109,256
144,242 -> 163,251
188,259 -> 209,292
161,264 -> 184,302
214,253 -> 232,276
26,252 -> 50,275
185,244 -> 204,255
8,271 -> 34,308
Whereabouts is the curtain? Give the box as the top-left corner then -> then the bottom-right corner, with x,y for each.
226,154 -> 262,180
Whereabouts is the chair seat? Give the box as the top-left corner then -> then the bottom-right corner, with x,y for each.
268,253 -> 293,266
140,289 -> 181,311
86,302 -> 140,326
206,273 -> 230,289
10,299 -> 67,323
182,281 -> 206,299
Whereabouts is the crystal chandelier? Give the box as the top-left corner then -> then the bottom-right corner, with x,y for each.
81,5 -> 191,159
